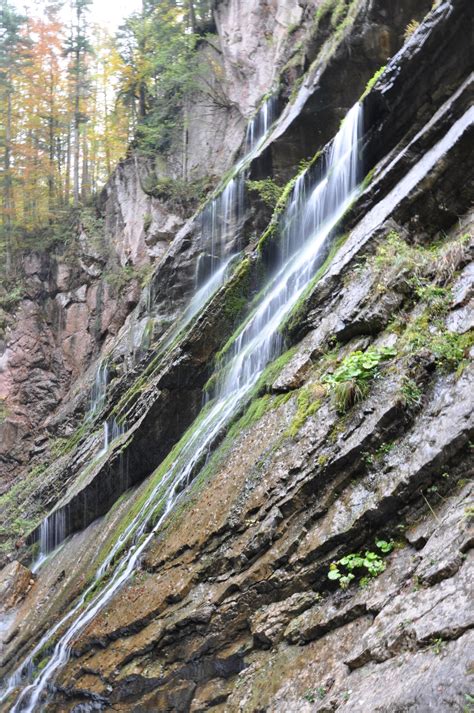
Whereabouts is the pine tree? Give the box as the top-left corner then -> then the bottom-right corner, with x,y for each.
64,0 -> 92,206
0,0 -> 29,272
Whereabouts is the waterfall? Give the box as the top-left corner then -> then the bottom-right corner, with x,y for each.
196,174 -> 246,286
245,94 -> 277,153
3,103 -> 362,712
87,362 -> 108,420
196,95 -> 278,288
31,510 -> 67,574
97,418 -> 125,458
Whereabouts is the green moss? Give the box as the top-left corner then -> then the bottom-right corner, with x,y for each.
50,421 -> 90,458
0,282 -> 24,310
0,398 -> 7,423
257,345 -> 299,390
222,257 -> 252,321
142,175 -> 215,214
143,213 -> 152,232
361,167 -> 376,190
360,64 -> 387,101
403,19 -> 420,41
231,391 -> 292,434
104,263 -> 154,292
165,390 -> 293,529
286,385 -> 322,437
246,178 -> 284,209
258,152 -> 324,260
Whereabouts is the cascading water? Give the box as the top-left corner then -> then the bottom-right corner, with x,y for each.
31,361 -> 111,570
3,103 -> 362,712
31,510 -> 67,574
97,418 -> 126,459
196,175 -> 246,286
196,95 -> 278,288
245,94 -> 277,153
30,360 -> 127,572
87,362 -> 108,420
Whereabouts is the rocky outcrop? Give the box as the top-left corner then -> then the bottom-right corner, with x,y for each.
0,1 -> 473,711
0,562 -> 34,614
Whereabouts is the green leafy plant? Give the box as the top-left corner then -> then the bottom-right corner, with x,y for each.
328,540 -> 394,589
400,377 -> 423,408
322,346 -> 396,412
431,637 -> 446,655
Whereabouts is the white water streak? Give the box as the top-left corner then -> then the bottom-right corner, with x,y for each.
4,104 -> 362,712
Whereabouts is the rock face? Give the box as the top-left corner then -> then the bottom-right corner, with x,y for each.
0,1 -> 473,712
0,562 -> 33,613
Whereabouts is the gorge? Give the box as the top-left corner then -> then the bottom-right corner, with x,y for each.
0,0 -> 473,711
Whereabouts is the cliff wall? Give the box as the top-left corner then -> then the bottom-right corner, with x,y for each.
0,1 -> 472,711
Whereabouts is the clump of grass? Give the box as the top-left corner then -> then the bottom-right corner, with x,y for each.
322,346 -> 396,412
404,19 -> 420,41
400,376 -> 423,408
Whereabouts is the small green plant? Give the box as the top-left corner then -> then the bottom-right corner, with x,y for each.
400,377 -> 423,408
363,442 -> 395,467
430,331 -> 473,372
322,346 -> 396,412
464,693 -> 474,711
463,506 -> 474,521
431,637 -> 446,655
328,540 -> 394,589
378,442 -> 394,456
303,690 -> 315,703
316,686 -> 327,700
0,282 -> 24,310
411,278 -> 451,316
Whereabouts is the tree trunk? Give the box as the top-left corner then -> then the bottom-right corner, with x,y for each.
187,0 -> 197,33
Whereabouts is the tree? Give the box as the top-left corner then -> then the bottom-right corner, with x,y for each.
64,0 -> 92,205
116,0 -> 198,157
0,0 -> 29,271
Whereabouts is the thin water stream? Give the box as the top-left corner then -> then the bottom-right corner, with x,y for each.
196,95 -> 278,286
2,103 -> 363,712
26,96 -> 281,579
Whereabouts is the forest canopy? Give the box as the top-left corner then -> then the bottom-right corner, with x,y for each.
0,0 -> 216,271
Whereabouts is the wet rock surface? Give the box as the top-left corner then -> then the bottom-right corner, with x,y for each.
0,562 -> 34,613
1,1 -> 473,711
